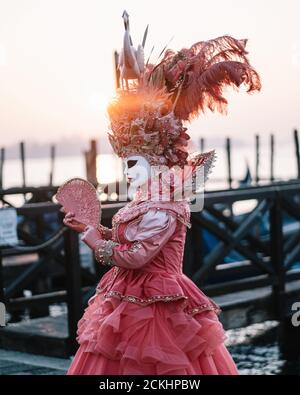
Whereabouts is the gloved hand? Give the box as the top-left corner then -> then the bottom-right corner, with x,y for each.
63,211 -> 86,233
81,225 -> 104,250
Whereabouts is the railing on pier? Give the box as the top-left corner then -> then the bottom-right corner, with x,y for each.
0,200 -> 103,355
1,180 -> 300,356
186,181 -> 300,317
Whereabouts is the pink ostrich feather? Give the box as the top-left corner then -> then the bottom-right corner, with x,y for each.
147,35 -> 262,121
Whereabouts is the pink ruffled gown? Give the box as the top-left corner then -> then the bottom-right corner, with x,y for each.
67,198 -> 238,375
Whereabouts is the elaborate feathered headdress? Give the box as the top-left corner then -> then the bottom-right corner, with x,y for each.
107,11 -> 261,169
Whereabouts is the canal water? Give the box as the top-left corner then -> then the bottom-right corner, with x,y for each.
226,321 -> 300,375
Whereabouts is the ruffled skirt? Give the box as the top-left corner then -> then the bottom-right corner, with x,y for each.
67,281 -> 238,375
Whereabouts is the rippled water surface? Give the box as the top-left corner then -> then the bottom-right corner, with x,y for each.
226,321 -> 300,375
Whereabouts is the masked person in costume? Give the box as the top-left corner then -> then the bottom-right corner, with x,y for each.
65,11 -> 261,375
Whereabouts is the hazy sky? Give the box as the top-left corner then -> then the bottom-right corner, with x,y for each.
0,0 -> 299,149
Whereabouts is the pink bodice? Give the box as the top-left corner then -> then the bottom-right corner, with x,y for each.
93,199 -> 220,315
116,217 -> 186,275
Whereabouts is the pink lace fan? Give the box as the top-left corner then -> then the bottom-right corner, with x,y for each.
56,178 -> 101,228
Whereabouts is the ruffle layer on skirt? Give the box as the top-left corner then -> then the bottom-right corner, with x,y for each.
67,292 -> 238,375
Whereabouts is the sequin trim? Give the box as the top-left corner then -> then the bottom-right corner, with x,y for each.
95,240 -> 118,266
185,304 -> 221,316
102,290 -> 188,306
100,289 -> 221,315
112,199 -> 191,231
127,241 -> 143,253
96,273 -> 221,314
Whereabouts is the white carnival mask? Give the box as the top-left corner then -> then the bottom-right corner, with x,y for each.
124,155 -> 151,199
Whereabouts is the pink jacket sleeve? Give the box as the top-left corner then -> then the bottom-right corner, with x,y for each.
94,209 -> 177,270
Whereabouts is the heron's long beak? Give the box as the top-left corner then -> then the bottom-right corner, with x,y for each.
122,10 -> 130,31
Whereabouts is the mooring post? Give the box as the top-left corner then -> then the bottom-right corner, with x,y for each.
49,144 -> 56,186
270,134 -> 275,182
0,147 -> 5,190
255,134 -> 260,184
0,252 -> 5,304
294,129 -> 300,179
84,139 -> 98,186
20,142 -> 27,202
63,226 -> 83,355
270,193 -> 285,321
226,138 -> 232,189
269,192 -> 297,358
20,141 -> 26,188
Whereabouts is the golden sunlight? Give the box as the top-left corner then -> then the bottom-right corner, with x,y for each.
96,154 -> 123,184
87,92 -> 111,115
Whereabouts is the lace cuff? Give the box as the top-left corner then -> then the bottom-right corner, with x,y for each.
94,240 -> 118,266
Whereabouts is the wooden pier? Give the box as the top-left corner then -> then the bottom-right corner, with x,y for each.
1,181 -> 300,359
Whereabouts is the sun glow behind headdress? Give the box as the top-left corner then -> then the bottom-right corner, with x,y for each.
107,11 -> 261,170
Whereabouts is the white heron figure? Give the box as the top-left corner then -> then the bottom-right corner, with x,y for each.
118,10 -> 148,89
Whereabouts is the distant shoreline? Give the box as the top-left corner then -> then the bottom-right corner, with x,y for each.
3,136 -> 293,160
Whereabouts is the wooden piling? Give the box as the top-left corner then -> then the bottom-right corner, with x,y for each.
255,135 -> 260,184
84,139 -> 98,186
0,253 -> 4,303
0,147 -> 5,190
63,227 -> 83,355
270,196 -> 285,322
49,144 -> 56,186
226,138 -> 232,189
294,129 -> 300,179
270,134 -> 275,182
20,142 -> 26,188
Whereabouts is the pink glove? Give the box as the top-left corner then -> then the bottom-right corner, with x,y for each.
81,225 -> 103,250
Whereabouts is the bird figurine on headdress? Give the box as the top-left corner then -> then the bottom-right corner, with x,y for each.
117,10 -> 148,89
